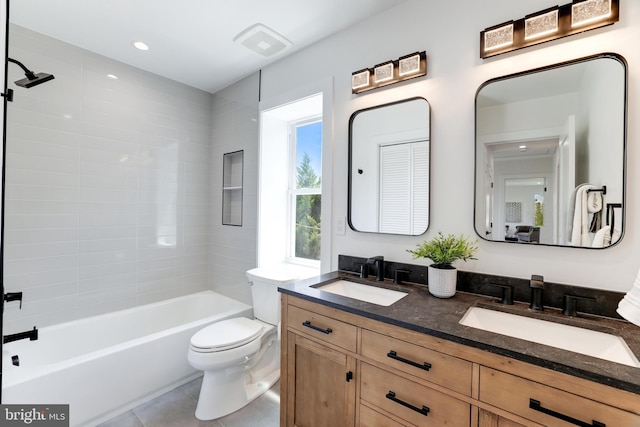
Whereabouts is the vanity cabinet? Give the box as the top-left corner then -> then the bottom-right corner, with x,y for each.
360,329 -> 472,395
286,332 -> 356,427
478,410 -> 526,427
360,362 -> 470,426
284,304 -> 357,426
280,294 -> 640,427
479,367 -> 639,426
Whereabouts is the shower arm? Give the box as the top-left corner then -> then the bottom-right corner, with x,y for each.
7,58 -> 37,80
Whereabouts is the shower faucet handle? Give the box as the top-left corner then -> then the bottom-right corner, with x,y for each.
4,292 -> 23,309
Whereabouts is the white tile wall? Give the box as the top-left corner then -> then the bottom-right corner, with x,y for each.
209,75 -> 260,305
3,25 -> 214,332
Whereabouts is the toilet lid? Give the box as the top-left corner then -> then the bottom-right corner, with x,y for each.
190,317 -> 263,352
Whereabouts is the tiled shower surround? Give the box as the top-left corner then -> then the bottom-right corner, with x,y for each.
3,25 -> 215,332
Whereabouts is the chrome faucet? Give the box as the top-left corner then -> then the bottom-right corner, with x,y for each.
529,275 -> 544,311
366,256 -> 385,281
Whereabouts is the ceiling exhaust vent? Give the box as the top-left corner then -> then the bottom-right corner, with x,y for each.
233,23 -> 293,57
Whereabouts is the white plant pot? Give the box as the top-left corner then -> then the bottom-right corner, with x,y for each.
428,266 -> 457,298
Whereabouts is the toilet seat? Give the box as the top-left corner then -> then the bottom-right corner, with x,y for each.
190,317 -> 264,353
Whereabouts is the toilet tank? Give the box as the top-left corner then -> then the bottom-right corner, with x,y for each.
246,267 -> 298,325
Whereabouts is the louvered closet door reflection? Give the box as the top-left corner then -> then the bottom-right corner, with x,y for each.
379,140 -> 429,235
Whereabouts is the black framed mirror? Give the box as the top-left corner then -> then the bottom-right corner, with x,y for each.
348,97 -> 430,235
474,53 -> 626,248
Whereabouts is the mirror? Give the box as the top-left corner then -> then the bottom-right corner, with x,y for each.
475,53 -> 626,248
348,97 -> 430,235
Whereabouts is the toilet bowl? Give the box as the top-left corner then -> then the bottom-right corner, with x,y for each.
187,267 -> 298,420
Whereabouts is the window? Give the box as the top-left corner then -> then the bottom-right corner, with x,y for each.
534,193 -> 544,226
258,91 -> 325,272
289,119 -> 322,263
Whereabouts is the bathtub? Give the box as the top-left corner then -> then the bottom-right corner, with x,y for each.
2,291 -> 253,427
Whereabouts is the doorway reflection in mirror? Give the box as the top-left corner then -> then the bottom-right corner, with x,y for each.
475,53 -> 626,248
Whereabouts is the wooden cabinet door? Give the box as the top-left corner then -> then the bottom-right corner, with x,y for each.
478,409 -> 527,427
286,331 -> 356,427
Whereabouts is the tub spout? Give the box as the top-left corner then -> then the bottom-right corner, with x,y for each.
4,326 -> 38,344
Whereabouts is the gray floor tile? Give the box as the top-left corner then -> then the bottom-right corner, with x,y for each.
96,410 -> 144,427
99,378 -> 278,427
217,382 -> 280,427
133,386 -> 212,427
178,377 -> 204,401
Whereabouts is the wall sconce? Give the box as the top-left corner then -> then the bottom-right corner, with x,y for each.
480,0 -> 618,59
351,51 -> 426,94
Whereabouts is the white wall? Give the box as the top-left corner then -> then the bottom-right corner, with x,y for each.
3,25 -> 213,331
255,0 -> 640,291
477,93 -> 579,138
577,58 -> 625,204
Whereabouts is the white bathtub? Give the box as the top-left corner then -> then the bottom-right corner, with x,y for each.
1,291 -> 253,426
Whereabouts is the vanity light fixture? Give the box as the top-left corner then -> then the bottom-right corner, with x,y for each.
351,51 -> 426,94
572,0 -> 613,27
480,0 -> 618,59
525,7 -> 559,41
351,69 -> 370,91
374,61 -> 394,83
398,52 -> 423,76
483,22 -> 514,52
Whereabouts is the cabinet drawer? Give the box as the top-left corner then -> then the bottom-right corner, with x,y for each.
480,367 -> 640,426
287,305 -> 357,352
361,362 -> 470,426
359,404 -> 407,427
361,329 -> 472,395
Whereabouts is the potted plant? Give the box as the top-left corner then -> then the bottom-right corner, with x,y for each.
408,232 -> 478,298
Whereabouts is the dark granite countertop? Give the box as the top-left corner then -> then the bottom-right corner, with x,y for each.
279,271 -> 640,395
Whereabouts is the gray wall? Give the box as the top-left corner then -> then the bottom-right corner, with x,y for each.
209,75 -> 260,305
4,25 -> 213,332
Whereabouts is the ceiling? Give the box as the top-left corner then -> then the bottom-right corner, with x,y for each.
476,61 -> 587,107
9,0 -> 406,93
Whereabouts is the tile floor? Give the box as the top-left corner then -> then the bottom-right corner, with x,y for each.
97,377 -> 280,427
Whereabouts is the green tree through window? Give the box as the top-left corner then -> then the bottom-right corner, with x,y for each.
534,194 -> 544,226
293,120 -> 322,262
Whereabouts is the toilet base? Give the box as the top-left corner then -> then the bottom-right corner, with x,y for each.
195,368 -> 280,420
194,336 -> 280,420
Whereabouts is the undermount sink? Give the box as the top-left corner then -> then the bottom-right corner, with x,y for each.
316,280 -> 408,306
460,306 -> 640,368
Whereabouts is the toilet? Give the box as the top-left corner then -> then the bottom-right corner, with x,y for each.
187,267 -> 297,420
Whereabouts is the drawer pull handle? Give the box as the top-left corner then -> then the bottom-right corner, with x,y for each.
386,391 -> 430,416
302,320 -> 333,334
529,399 -> 605,427
387,350 -> 432,371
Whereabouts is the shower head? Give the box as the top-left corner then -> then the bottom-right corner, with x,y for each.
8,57 -> 55,88
14,72 -> 55,88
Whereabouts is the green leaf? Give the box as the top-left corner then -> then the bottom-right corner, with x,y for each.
407,232 -> 478,267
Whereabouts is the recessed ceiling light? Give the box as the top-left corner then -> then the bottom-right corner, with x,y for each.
133,41 -> 149,51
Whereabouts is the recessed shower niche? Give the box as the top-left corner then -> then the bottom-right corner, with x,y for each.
222,150 -> 244,226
